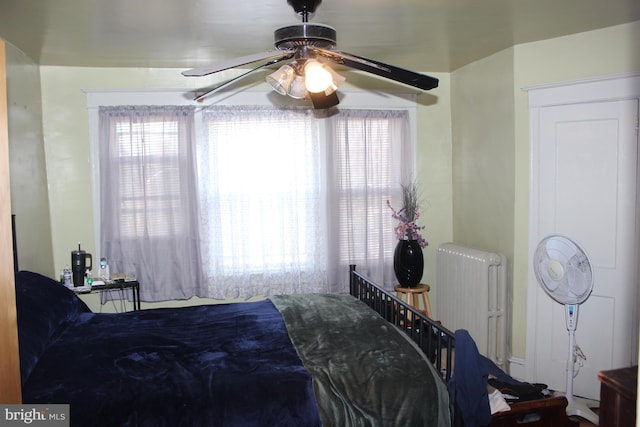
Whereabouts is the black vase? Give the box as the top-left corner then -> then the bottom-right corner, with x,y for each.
393,239 -> 424,287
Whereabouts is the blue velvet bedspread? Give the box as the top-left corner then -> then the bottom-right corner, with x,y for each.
18,271 -> 320,427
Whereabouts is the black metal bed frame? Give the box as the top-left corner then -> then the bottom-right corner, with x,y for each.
349,265 -> 455,382
350,266 -> 575,427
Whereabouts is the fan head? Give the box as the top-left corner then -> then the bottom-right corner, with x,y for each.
533,235 -> 593,305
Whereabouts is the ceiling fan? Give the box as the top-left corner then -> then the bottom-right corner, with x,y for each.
182,0 -> 439,109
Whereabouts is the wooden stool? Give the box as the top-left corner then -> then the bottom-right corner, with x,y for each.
394,283 -> 432,318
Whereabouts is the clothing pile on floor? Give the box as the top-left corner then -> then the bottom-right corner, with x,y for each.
486,361 -> 551,414
448,330 -> 552,427
488,375 -> 550,404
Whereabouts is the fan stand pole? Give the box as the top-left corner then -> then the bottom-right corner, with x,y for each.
565,329 -> 599,425
566,329 -> 575,404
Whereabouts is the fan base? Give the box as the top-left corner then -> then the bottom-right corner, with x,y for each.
566,396 -> 599,425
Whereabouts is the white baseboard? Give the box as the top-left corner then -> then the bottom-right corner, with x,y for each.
508,356 -> 526,381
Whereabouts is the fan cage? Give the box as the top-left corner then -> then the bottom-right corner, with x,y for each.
533,234 -> 593,305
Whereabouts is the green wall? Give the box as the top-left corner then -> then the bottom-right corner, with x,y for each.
416,73 -> 453,306
449,46 -> 516,359
4,41 -> 54,275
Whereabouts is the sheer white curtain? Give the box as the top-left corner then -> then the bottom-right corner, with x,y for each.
99,106 -> 203,301
197,107 -> 328,298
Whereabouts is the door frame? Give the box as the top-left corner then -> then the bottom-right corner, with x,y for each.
0,39 -> 23,403
524,72 -> 640,385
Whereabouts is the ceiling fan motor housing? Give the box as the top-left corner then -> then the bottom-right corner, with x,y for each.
274,24 -> 337,51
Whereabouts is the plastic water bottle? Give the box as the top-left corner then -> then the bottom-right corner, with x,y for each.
63,267 -> 72,286
99,257 -> 110,281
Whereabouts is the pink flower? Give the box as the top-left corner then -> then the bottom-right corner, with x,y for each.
387,199 -> 428,248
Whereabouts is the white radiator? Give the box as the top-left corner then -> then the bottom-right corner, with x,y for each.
436,243 -> 508,371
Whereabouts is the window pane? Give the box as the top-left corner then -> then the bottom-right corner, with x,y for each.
200,108 -> 322,274
332,111 -> 408,266
112,116 -> 184,237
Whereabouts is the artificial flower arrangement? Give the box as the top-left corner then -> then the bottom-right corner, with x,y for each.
387,182 -> 428,248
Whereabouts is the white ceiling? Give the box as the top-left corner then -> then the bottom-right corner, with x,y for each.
1,0 -> 639,73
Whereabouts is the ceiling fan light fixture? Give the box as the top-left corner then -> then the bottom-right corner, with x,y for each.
304,59 -> 342,93
309,90 -> 339,109
322,66 -> 346,95
287,74 -> 308,99
266,63 -> 297,95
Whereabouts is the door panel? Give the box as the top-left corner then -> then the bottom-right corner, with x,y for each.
532,99 -> 638,400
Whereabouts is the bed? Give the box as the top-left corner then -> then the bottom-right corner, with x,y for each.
16,268 -> 453,427
16,266 -> 579,427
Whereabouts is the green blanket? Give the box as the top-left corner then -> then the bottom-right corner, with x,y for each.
271,294 -> 451,427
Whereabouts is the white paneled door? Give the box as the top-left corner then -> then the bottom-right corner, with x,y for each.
529,96 -> 639,400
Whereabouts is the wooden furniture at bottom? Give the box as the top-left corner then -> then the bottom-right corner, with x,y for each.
598,365 -> 637,427
394,284 -> 432,318
489,396 -> 578,427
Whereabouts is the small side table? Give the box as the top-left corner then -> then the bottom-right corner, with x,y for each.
394,283 -> 432,318
73,280 -> 141,311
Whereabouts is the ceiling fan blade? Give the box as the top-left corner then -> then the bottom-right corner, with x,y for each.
311,47 -> 438,91
192,60 -> 280,102
182,50 -> 295,77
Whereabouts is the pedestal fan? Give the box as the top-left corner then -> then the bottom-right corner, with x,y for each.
533,234 -> 598,424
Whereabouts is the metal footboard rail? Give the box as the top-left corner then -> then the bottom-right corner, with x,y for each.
349,265 -> 455,383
